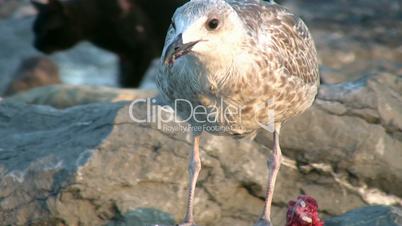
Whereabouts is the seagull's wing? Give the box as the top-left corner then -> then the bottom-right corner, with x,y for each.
228,0 -> 319,84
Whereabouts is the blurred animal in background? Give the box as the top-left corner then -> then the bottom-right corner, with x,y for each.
4,56 -> 60,96
286,195 -> 324,226
31,0 -> 185,87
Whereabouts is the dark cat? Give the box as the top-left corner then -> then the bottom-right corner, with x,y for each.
31,0 -> 185,87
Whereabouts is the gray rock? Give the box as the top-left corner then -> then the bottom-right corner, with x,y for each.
0,101 -> 273,225
325,205 -> 402,226
106,208 -> 175,226
282,0 -> 402,85
0,71 -> 401,226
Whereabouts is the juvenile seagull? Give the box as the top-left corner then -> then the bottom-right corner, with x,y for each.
156,0 -> 319,225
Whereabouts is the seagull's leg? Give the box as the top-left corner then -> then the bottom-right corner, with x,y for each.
180,135 -> 201,226
256,123 -> 282,226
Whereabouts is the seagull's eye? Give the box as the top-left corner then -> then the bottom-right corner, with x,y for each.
171,20 -> 176,30
206,18 -> 220,30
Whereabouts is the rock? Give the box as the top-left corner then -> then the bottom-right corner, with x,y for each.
0,101 -> 270,225
0,0 -> 22,19
4,84 -> 157,108
325,205 -> 402,226
3,56 -> 61,96
106,208 -> 175,226
0,71 -> 401,225
282,0 -> 402,84
256,72 -> 402,215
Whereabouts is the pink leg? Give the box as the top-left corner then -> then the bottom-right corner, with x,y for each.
255,123 -> 282,226
180,135 -> 201,226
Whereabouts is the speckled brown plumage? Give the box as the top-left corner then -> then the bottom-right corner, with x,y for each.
155,0 -> 319,225
157,0 -> 319,136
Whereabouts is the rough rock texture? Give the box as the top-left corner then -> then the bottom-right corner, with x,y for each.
282,0 -> 402,84
0,100 -> 271,226
325,205 -> 402,226
0,101 -> 282,226
256,72 -> 402,215
1,72 -> 402,225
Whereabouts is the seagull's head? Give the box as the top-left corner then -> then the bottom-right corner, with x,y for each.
162,0 -> 246,69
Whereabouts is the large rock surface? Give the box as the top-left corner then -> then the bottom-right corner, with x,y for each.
0,99 -> 272,226
1,72 -> 402,225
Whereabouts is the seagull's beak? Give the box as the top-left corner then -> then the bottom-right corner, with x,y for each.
163,33 -> 200,66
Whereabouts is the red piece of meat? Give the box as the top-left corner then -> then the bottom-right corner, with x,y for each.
286,195 -> 324,226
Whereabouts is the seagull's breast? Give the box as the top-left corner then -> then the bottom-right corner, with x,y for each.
156,57 -> 256,136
